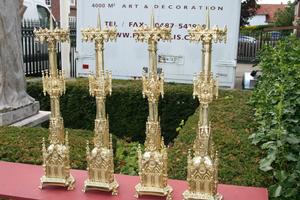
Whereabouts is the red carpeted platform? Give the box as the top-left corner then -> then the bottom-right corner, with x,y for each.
0,161 -> 268,200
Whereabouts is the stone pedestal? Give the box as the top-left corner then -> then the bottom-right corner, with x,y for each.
10,111 -> 50,127
0,101 -> 40,126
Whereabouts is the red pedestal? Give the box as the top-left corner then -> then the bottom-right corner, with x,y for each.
0,161 -> 268,200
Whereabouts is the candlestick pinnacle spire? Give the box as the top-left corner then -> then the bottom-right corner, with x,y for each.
49,14 -> 53,30
97,9 -> 102,30
150,9 -> 155,29
206,10 -> 210,29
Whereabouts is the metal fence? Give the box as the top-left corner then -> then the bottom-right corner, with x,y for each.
21,20 -> 77,77
237,30 -> 292,63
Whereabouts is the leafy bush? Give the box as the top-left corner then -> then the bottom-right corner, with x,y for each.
168,90 -> 271,187
27,79 -> 198,144
250,36 -> 300,199
115,140 -> 140,176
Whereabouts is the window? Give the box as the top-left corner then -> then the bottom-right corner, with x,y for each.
37,5 -> 50,26
70,0 -> 76,6
45,0 -> 51,6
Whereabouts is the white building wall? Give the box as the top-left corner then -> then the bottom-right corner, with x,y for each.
76,0 -> 242,88
248,15 -> 268,26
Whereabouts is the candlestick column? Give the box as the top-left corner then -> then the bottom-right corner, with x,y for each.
34,20 -> 74,190
183,14 -> 227,200
134,14 -> 173,200
81,13 -> 118,195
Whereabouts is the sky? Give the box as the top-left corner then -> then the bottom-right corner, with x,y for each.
257,0 -> 291,4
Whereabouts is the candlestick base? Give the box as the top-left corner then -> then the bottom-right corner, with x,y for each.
135,183 -> 173,200
84,142 -> 118,195
83,179 -> 119,195
40,137 -> 75,190
40,174 -> 75,190
135,145 -> 173,200
182,191 -> 222,200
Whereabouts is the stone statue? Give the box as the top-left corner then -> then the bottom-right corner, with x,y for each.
0,0 -> 35,112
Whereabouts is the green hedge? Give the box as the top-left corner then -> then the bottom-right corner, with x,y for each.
27,79 -> 198,144
250,36 -> 300,199
168,90 -> 272,187
240,24 -> 273,33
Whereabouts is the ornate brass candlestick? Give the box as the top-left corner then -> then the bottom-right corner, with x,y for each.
134,14 -> 173,200
182,14 -> 227,200
34,20 -> 75,190
81,13 -> 118,194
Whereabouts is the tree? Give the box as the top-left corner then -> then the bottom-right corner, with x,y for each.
274,1 -> 296,27
240,0 -> 260,26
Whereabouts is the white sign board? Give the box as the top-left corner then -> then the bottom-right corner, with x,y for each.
76,0 -> 241,88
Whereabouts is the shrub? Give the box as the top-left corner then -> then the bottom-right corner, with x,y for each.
115,140 -> 140,176
250,36 -> 300,199
27,79 -> 198,144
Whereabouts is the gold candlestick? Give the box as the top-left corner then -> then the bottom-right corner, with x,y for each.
182,13 -> 227,200
134,13 -> 173,200
81,12 -> 118,195
34,20 -> 75,190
